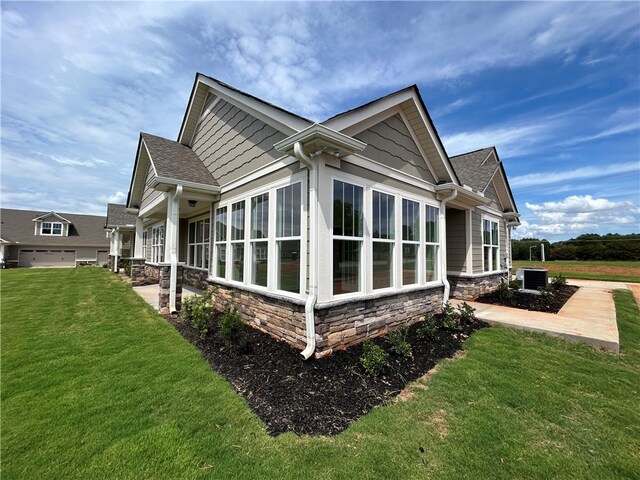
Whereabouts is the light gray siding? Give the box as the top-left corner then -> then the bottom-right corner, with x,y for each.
446,208 -> 466,273
76,247 -> 98,260
354,114 -> 436,184
472,211 -> 483,273
484,180 -> 502,211
500,220 -> 507,267
191,99 -> 287,186
140,166 -> 162,210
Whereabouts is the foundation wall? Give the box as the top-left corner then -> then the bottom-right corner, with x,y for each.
449,272 -> 504,300
182,267 -> 209,291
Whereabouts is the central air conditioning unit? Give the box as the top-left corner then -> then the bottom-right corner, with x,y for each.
516,268 -> 549,294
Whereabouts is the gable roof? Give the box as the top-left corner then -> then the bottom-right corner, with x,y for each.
178,73 -> 312,145
141,133 -> 219,187
105,204 -> 137,228
0,208 -> 109,246
31,211 -> 72,223
322,85 -> 461,185
449,147 -> 498,192
449,147 -> 519,214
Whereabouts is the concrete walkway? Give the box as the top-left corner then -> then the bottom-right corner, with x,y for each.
133,284 -> 204,311
452,279 -> 624,353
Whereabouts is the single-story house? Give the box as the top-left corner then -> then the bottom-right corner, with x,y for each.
105,203 -> 137,273
0,208 -> 109,267
122,73 -> 520,358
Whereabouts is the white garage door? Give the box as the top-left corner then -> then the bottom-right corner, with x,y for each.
19,249 -> 76,267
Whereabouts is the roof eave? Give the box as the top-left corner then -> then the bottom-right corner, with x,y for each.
150,176 -> 221,195
274,123 -> 367,157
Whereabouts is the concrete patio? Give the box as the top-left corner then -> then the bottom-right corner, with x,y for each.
133,283 -> 204,311
452,279 -> 628,353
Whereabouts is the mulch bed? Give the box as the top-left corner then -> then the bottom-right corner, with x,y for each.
168,314 -> 487,436
476,285 -> 579,313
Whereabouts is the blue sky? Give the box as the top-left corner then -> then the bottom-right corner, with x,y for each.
1,1 -> 639,241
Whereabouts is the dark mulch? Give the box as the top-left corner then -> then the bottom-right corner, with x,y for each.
168,314 -> 487,436
476,285 -> 579,313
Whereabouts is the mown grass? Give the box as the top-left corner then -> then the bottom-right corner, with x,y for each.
2,268 -> 639,479
513,260 -> 640,283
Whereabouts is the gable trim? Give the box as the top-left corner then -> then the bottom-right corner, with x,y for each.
31,212 -> 72,223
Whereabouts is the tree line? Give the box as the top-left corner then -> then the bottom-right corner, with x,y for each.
512,233 -> 640,261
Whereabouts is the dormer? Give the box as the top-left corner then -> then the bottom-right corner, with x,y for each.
32,212 -> 72,237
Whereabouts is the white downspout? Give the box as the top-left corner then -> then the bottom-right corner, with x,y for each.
294,142 -> 317,360
114,227 -> 120,273
439,190 -> 458,305
170,185 -> 183,313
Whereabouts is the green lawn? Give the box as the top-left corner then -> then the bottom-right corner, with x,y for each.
512,260 -> 640,283
2,268 -> 639,479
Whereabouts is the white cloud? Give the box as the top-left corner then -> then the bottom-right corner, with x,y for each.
513,195 -> 640,239
50,155 -> 108,168
98,191 -> 127,204
442,124 -> 550,157
510,162 -> 640,188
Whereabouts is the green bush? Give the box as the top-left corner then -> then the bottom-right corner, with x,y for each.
220,305 -> 247,353
121,259 -> 131,276
496,280 -> 514,300
386,325 -> 412,358
360,341 -> 389,376
456,302 -> 476,323
509,280 -> 522,290
551,274 -> 567,289
440,302 -> 460,331
416,313 -> 440,341
183,293 -> 213,337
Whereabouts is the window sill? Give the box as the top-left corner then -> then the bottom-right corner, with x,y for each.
207,277 -> 307,305
320,282 -> 444,309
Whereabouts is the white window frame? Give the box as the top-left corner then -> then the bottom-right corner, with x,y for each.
142,230 -> 148,260
40,221 -> 64,236
424,204 -> 440,282
329,171 -> 443,301
212,172 -> 307,298
213,205 -> 228,279
370,189 -> 396,292
187,215 -> 210,270
331,178 -> 366,298
482,215 -> 500,272
151,223 -> 165,264
401,197 -> 421,287
275,182 -> 303,295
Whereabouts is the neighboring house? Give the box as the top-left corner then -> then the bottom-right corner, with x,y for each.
123,73 -> 520,358
0,208 -> 109,267
105,203 -> 137,272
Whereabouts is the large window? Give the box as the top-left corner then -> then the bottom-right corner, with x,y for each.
483,218 -> 499,272
231,201 -> 245,282
41,222 -> 63,236
372,191 -> 395,290
151,224 -> 164,263
333,180 -> 363,295
402,199 -> 420,285
214,207 -> 227,278
276,183 -> 302,293
188,217 -> 210,270
251,193 -> 269,287
425,205 -> 439,281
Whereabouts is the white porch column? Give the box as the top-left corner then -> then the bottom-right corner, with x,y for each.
134,217 -> 144,258
167,186 -> 183,312
113,227 -> 120,273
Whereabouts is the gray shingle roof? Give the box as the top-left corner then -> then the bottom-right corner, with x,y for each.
141,132 -> 218,187
0,208 -> 109,246
449,147 -> 498,192
106,204 -> 137,228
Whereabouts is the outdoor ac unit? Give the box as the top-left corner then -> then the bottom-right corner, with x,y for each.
519,268 -> 548,293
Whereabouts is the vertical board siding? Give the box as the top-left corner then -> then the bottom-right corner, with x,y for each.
191,99 -> 287,186
354,114 -> 436,184
446,208 -> 467,273
472,211 -> 483,273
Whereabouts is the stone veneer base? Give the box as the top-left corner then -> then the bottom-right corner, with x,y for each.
207,280 -> 444,358
449,272 -> 505,301
182,266 -> 209,291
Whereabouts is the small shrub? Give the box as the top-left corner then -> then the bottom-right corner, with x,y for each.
416,313 -> 439,341
456,302 -> 476,323
538,284 -> 554,298
440,302 -> 460,331
509,280 -> 522,290
183,293 -> 213,337
121,259 -> 131,276
220,305 -> 247,353
386,325 -> 412,358
551,274 -> 567,289
496,280 -> 514,300
360,341 -> 389,376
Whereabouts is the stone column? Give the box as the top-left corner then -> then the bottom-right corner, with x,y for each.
158,263 -> 183,315
130,258 -> 146,286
